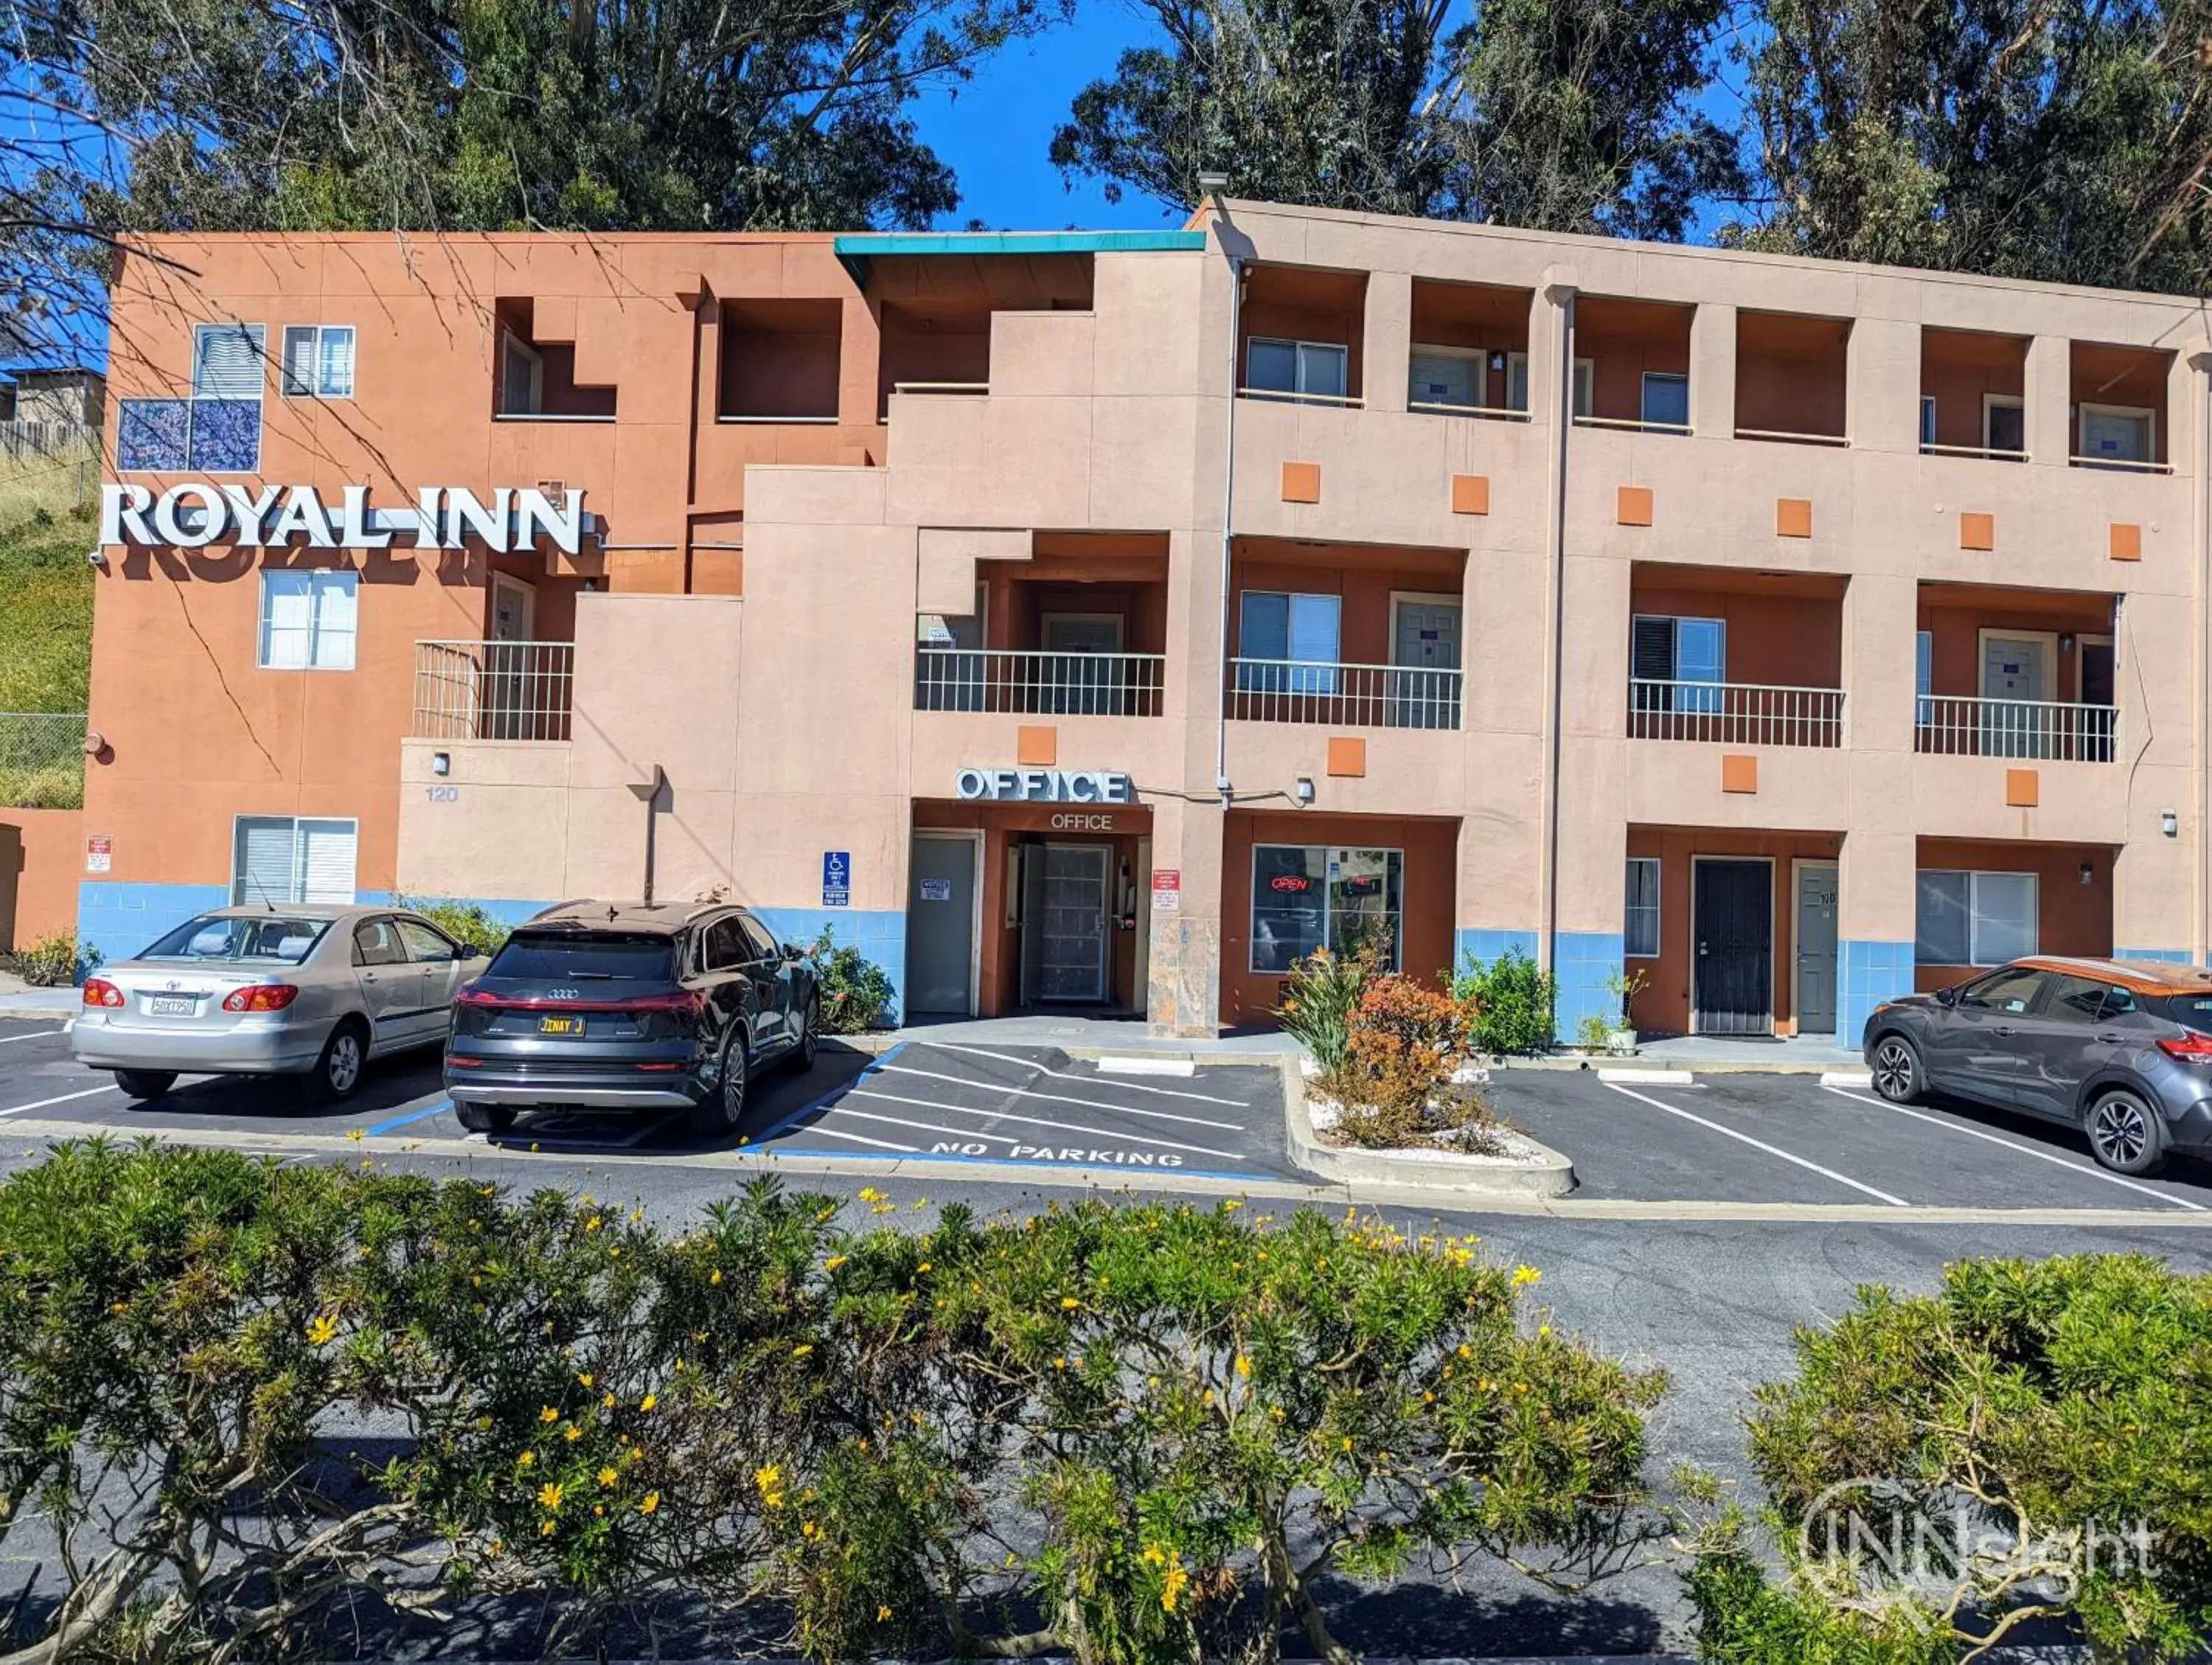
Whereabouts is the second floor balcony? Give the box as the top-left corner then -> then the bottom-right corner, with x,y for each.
1629,678 -> 1845,748
412,639 -> 575,742
1226,658 -> 1461,729
1915,696 -> 2117,762
914,647 -> 1164,717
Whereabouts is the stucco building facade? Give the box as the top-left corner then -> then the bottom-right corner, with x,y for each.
69,201 -> 2212,1041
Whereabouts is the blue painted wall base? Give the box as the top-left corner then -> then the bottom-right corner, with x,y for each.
755,907 -> 905,1026
2118,946 -> 2194,965
78,881 -> 231,975
1554,930 -> 1626,1044
1837,939 -> 1915,1049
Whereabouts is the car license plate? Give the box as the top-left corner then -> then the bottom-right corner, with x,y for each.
149,996 -> 194,1016
539,1015 -> 585,1036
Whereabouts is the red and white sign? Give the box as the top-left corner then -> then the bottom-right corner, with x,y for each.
1150,869 -> 1181,912
85,834 -> 112,875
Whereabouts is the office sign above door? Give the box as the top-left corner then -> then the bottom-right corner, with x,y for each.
954,768 -> 1134,804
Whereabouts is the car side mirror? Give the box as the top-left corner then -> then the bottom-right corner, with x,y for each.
1935,985 -> 1959,1007
782,942 -> 805,961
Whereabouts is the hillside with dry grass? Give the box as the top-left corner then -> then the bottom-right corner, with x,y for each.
0,446 -> 97,807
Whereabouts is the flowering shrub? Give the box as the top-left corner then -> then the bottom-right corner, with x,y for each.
1270,942 -> 1378,1068
810,925 -> 894,1032
7,928 -> 94,986
1313,973 -> 1501,1148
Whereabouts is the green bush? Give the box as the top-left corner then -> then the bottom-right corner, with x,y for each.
10,929 -> 94,985
809,925 -> 893,1032
1454,943 -> 1558,1055
1691,1254 -> 2212,1663
396,896 -> 515,957
1271,942 -> 1377,1068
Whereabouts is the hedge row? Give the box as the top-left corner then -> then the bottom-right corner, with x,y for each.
1,1145 -> 2207,1664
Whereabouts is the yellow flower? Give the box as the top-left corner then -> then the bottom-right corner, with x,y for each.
791,1343 -> 814,1358
602,1391 -> 616,1410
710,1268 -> 723,1286
305,1314 -> 339,1346
639,1491 -> 660,1515
1512,1265 -> 1543,1287
801,1520 -> 818,1538
537,1481 -> 564,1512
1234,1355 -> 1252,1378
517,1451 -> 535,1468
826,1255 -> 848,1271
540,1520 -> 557,1537
1061,1296 -> 1081,1311
597,1467 -> 619,1488
877,1605 -> 893,1622
1161,1554 -> 1189,1613
858,1186 -> 886,1203
1141,1543 -> 1166,1566
640,1393 -> 657,1411
563,1424 -> 582,1443
578,1372 -> 594,1388
754,1464 -> 782,1494
539,1406 -> 559,1424
914,1262 -> 932,1274
585,1215 -> 602,1232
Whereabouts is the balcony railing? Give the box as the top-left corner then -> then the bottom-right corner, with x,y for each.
1916,695 -> 2118,762
1629,679 -> 1845,748
1226,658 -> 1462,729
914,648 -> 1165,717
412,640 -> 574,742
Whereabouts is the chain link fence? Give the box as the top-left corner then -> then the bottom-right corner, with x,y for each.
0,713 -> 88,809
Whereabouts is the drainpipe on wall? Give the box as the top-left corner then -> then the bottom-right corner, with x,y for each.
2196,350 -> 2212,964
1538,280 -> 1576,975
1214,246 -> 1246,811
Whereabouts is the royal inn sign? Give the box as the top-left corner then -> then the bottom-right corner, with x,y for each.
99,482 -> 594,555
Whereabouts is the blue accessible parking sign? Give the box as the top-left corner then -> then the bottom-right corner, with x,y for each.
822,850 -> 851,908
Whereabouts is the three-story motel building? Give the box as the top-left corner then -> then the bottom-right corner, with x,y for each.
52,200 -> 2212,1039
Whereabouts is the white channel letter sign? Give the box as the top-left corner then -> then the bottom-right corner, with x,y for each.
98,484 -> 588,556
953,768 -> 1135,804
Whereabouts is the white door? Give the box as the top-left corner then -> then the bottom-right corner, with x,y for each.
487,577 -> 538,739
2080,409 -> 2151,466
1041,614 -> 1124,715
1391,599 -> 1461,730
1408,353 -> 1477,410
1980,634 -> 2050,758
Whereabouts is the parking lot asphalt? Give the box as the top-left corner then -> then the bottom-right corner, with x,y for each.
1485,1065 -> 2212,1214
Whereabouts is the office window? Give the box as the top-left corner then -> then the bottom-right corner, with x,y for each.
500,331 -> 544,415
1246,336 -> 1349,403
1624,858 -> 1660,957
117,322 -> 265,473
1983,394 -> 2025,455
232,816 -> 357,906
282,325 -> 355,398
1919,395 -> 1938,448
1631,614 -> 1725,713
1916,869 -> 2038,966
259,569 -> 359,670
1641,372 -> 1689,429
1238,591 -> 1342,693
1251,845 -> 1404,973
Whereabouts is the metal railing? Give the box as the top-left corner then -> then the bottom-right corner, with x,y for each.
1226,658 -> 1462,729
1628,679 -> 1845,748
411,641 -> 574,741
1915,695 -> 2118,762
914,649 -> 1165,717
0,712 -> 87,809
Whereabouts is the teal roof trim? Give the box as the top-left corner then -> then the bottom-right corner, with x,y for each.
832,229 -> 1208,285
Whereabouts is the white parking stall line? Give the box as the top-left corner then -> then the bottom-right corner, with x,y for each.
877,1064 -> 1247,1131
923,1044 -> 1248,1106
846,1087 -> 1243,1161
793,1123 -> 918,1153
0,1029 -> 66,1045
1821,1085 -> 2208,1212
0,1083 -> 119,1118
1602,1080 -> 1910,1207
818,1105 -> 1023,1148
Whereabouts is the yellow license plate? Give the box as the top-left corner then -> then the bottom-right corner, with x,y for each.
539,1015 -> 585,1035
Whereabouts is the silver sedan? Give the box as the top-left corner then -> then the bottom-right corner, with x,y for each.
71,904 -> 490,1102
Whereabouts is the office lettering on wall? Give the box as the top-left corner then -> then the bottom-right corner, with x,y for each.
953,768 -> 1135,804
97,484 -> 588,555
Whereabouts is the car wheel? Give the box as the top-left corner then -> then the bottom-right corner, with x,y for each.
313,1021 -> 369,1103
796,994 -> 819,1071
455,1101 -> 515,1135
1869,1035 -> 1923,1104
690,1035 -> 748,1139
114,1069 -> 178,1100
2085,1089 -> 2168,1175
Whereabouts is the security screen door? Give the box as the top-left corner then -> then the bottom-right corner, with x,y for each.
1694,860 -> 1773,1035
1027,844 -> 1110,1003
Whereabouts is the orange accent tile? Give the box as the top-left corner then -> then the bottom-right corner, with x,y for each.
1960,512 -> 1994,552
2110,522 -> 2143,561
1721,754 -> 1758,794
1326,737 -> 1366,778
1281,462 -> 1321,504
1450,473 -> 1490,515
1616,485 -> 1653,526
2006,768 -> 2039,808
1016,726 -> 1058,768
1775,498 -> 1812,538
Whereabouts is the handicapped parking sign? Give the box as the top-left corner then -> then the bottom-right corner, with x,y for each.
822,850 -> 851,908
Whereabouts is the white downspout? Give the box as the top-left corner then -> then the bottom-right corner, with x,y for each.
1539,282 -> 1576,975
2197,351 -> 2211,964
1215,249 -> 1245,809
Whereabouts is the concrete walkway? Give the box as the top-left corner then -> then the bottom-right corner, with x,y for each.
885,1011 -> 1299,1060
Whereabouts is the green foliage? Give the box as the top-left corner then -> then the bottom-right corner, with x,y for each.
1455,943 -> 1557,1055
1051,0 -> 1739,237
809,926 -> 894,1033
1686,1512 -> 1961,1664
0,1150 -> 1675,1661
1720,1254 -> 2212,1663
1576,1013 -> 1613,1052
1271,941 -> 1377,1069
9,930 -> 95,985
1731,2 -> 2212,291
396,897 -> 514,958
0,476 -> 94,715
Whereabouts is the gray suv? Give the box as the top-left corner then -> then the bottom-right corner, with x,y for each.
1862,955 -> 2212,1175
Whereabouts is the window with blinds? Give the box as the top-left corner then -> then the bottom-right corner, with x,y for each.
1630,614 -> 1725,714
232,818 -> 357,906
259,571 -> 359,670
192,324 -> 265,399
281,325 -> 355,398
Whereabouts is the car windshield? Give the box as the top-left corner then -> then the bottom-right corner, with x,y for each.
487,931 -> 677,982
141,914 -> 331,964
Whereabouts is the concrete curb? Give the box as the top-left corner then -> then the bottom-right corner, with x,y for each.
1493,1054 -> 1854,1077
0,998 -> 80,1022
1281,1057 -> 1578,1198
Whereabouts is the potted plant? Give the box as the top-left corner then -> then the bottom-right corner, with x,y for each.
1604,967 -> 1649,1054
